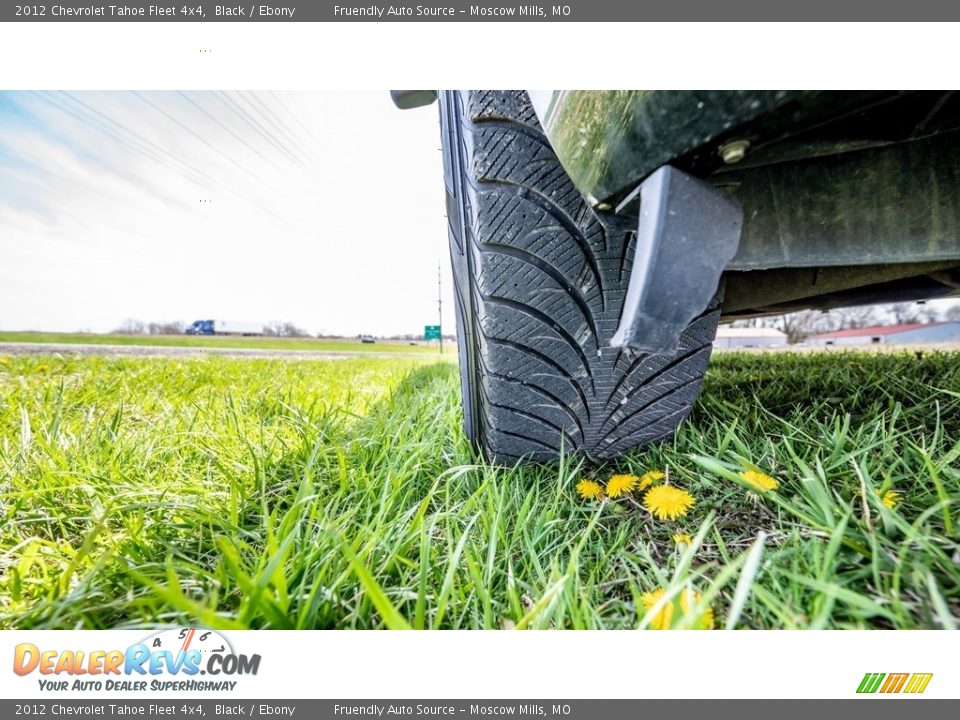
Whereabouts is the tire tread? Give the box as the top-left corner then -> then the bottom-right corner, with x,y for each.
441,90 -> 719,462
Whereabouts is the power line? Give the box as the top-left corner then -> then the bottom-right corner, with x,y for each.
132,91 -> 263,184
241,91 -> 317,164
56,91 -> 292,226
176,91 -> 288,175
214,91 -> 309,171
34,92 -> 213,192
61,92 -> 224,187
269,91 -> 325,153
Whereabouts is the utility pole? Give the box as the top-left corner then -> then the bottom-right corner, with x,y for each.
438,261 -> 443,354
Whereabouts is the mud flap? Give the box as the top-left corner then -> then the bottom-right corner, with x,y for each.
610,165 -> 743,351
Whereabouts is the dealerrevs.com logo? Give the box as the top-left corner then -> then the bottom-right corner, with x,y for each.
857,673 -> 933,694
13,628 -> 261,693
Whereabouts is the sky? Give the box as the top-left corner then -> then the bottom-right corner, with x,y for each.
0,91 -> 453,336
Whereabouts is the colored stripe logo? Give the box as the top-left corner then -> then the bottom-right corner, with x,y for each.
857,673 -> 933,694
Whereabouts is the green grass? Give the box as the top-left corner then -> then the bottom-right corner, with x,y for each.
0,331 -> 439,354
0,350 -> 958,630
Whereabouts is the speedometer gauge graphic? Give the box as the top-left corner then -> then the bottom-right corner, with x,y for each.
141,627 -> 234,657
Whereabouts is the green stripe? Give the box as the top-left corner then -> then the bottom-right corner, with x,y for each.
870,673 -> 888,693
857,672 -> 885,693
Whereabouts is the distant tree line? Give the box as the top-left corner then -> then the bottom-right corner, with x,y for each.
263,321 -> 310,338
112,319 -> 311,337
113,319 -> 183,335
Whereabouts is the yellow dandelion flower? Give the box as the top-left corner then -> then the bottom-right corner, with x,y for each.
643,485 -> 695,520
35,364 -> 48,373
641,588 -> 714,630
606,474 -> 638,498
672,532 -> 693,546
638,470 -> 665,490
739,469 -> 778,493
878,489 -> 899,509
576,479 -> 604,501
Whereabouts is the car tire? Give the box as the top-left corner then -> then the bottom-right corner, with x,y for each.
439,90 -> 721,463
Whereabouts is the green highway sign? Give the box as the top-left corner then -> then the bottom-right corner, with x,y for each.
424,325 -> 441,340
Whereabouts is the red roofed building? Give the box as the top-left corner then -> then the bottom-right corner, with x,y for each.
807,321 -> 960,346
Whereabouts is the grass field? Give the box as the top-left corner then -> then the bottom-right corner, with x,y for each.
0,350 -> 958,630
0,331 -> 439,354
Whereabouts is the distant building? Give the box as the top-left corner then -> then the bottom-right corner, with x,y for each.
713,326 -> 788,348
807,321 -> 960,346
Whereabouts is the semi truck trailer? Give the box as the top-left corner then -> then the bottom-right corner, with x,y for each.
185,320 -> 264,336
